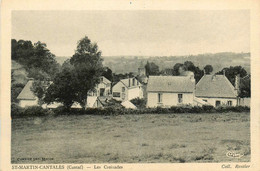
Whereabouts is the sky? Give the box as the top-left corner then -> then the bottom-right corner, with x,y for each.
12,10 -> 250,57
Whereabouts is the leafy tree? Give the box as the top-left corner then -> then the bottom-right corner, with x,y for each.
145,62 -> 160,76
44,67 -> 77,109
216,66 -> 247,86
172,63 -> 184,75
102,67 -> 113,81
216,66 -> 249,97
11,83 -> 25,103
11,39 -> 60,79
184,61 -> 196,71
204,65 -> 213,74
240,75 -> 251,97
172,61 -> 203,83
70,36 -> 104,108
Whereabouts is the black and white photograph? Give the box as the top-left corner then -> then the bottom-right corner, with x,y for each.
10,10 -> 252,164
1,1 -> 260,170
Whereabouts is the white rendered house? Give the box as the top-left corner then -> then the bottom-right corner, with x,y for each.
112,77 -> 143,101
146,76 -> 195,108
195,74 -> 238,107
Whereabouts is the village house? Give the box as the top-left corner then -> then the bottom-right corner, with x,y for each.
112,77 -> 143,101
88,76 -> 111,97
17,79 -> 38,107
146,75 -> 195,107
195,74 -> 238,107
17,78 -> 106,108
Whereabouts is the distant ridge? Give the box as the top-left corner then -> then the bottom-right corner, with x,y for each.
56,52 -> 250,74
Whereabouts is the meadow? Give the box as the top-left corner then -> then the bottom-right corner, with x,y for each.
11,112 -> 250,163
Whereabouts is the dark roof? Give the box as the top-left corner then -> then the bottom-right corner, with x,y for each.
195,75 -> 237,98
147,76 -> 195,93
17,80 -> 36,100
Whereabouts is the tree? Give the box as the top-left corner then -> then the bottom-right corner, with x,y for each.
145,62 -> 160,76
184,61 -> 196,71
216,66 -> 247,86
70,36 -> 104,109
102,67 -> 113,81
11,39 -> 60,80
172,61 -> 203,83
240,75 -> 251,97
44,67 -> 77,109
11,83 -> 24,103
204,65 -> 213,74
216,66 -> 249,97
172,63 -> 184,76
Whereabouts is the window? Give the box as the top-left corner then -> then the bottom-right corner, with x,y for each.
132,78 -> 135,86
216,100 -> 221,107
228,101 -> 232,106
122,87 -> 125,92
158,93 -> 162,103
113,92 -> 120,97
178,94 -> 183,103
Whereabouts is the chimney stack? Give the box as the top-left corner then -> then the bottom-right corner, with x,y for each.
223,69 -> 226,76
128,77 -> 131,87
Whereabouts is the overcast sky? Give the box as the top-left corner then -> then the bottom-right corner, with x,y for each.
12,10 -> 250,57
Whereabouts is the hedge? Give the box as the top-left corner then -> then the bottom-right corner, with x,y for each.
11,104 -> 250,118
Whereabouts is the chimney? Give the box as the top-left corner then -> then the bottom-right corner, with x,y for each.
128,77 -> 131,87
203,69 -> 206,75
223,69 -> 226,76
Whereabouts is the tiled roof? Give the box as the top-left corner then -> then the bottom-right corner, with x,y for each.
17,80 -> 36,100
195,75 -> 237,98
147,76 -> 195,93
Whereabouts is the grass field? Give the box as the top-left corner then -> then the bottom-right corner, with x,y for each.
11,112 -> 250,163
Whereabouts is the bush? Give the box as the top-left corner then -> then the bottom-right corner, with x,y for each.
11,104 -> 250,118
11,103 -> 24,118
202,105 -> 214,112
130,98 -> 147,109
11,104 -> 53,118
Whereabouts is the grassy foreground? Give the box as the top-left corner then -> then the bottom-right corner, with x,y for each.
11,112 -> 250,163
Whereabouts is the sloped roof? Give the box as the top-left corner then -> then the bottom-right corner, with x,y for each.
193,97 -> 211,105
121,100 -> 137,109
147,76 -> 195,93
17,80 -> 36,100
195,75 -> 237,98
120,78 -> 142,88
86,96 -> 98,107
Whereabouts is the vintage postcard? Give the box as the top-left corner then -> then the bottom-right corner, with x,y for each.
1,0 -> 260,170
